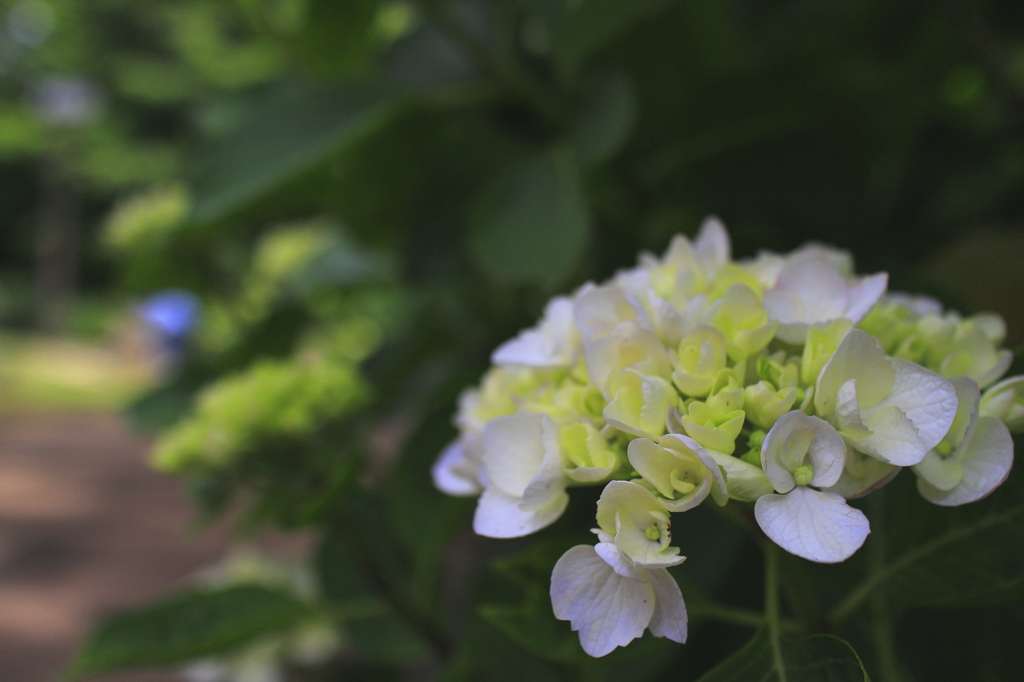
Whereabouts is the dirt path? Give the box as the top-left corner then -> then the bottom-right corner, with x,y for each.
0,412 -> 229,682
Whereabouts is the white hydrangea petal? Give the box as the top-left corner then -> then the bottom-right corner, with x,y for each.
574,284 -> 652,342
491,297 -> 579,368
431,440 -> 482,496
584,323 -> 671,395
761,411 -> 846,492
594,541 -> 646,581
551,546 -> 656,658
694,216 -> 730,276
744,251 -> 786,287
946,377 -> 982,448
773,321 -> 812,345
646,568 -> 688,643
815,330 -> 895,419
858,405 -> 927,466
885,292 -> 943,317
473,485 -> 568,538
974,349 -> 1014,389
870,358 -> 958,454
754,487 -> 870,563
918,416 -> 1014,506
912,450 -> 964,492
481,413 -> 549,497
844,272 -> 888,324
821,448 -> 899,499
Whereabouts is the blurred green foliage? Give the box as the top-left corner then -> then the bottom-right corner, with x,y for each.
0,0 -> 1012,679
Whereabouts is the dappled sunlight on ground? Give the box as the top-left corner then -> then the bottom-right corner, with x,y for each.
0,412 -> 226,681
0,332 -> 156,413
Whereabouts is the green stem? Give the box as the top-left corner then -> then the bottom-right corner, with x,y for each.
688,603 -> 765,630
867,494 -> 903,682
765,543 -> 789,682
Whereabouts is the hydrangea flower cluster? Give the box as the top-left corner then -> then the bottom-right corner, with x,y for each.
432,219 -> 1020,657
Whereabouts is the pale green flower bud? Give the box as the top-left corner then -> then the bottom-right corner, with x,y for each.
456,366 -> 565,433
560,419 -> 622,483
757,352 -> 800,390
800,318 -> 853,386
702,449 -> 774,501
585,322 -> 671,396
679,400 -> 745,454
704,284 -> 778,362
604,368 -> 677,439
744,380 -> 798,430
980,375 -> 1024,432
671,325 -> 728,398
706,374 -> 745,414
937,325 -> 1012,389
707,263 -> 766,301
627,434 -> 728,511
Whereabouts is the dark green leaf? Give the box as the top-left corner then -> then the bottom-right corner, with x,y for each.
869,462 -> 1024,608
553,0 -> 668,82
295,0 -> 381,78
191,80 -> 398,225
468,146 -> 590,289
696,628 -> 869,682
70,586 -> 314,677
572,71 -> 637,166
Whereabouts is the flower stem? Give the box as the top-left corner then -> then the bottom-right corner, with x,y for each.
765,542 -> 789,682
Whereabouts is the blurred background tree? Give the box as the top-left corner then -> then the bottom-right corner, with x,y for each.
1,0 -> 1023,680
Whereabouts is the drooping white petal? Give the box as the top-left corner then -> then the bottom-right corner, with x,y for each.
646,568 -> 688,643
473,485 -> 568,538
491,296 -> 580,368
431,440 -> 482,496
754,487 -> 870,563
594,541 -> 647,581
917,416 -> 1014,506
551,546 -> 655,658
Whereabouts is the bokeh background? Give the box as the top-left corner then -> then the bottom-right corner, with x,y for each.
1,0 -> 1023,680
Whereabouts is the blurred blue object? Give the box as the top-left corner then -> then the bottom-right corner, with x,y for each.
139,290 -> 200,369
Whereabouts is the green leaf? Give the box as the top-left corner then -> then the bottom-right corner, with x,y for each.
295,0 -> 381,78
847,462 -> 1024,610
191,79 -> 398,225
70,586 -> 314,678
572,71 -> 637,166
552,0 -> 668,82
468,146 -> 590,289
696,628 -> 869,682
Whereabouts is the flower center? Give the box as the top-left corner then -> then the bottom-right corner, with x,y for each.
793,464 -> 813,486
